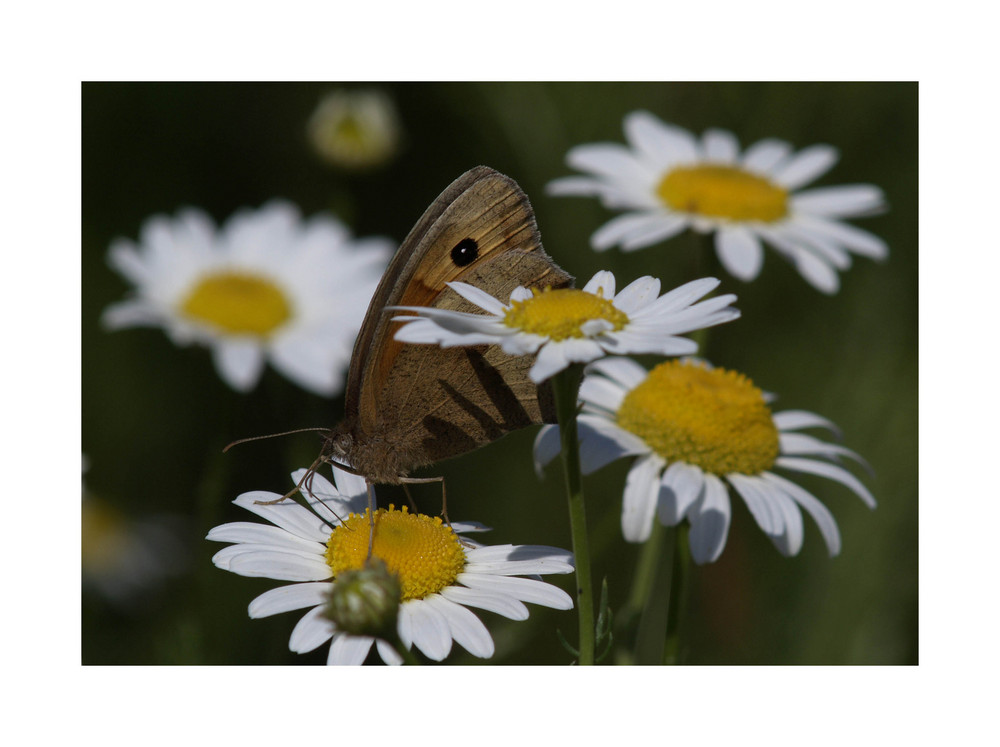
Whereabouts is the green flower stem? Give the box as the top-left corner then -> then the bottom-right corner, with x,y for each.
662,524 -> 691,665
614,520 -> 666,664
551,364 -> 594,665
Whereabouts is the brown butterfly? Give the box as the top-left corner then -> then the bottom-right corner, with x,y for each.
322,166 -> 573,488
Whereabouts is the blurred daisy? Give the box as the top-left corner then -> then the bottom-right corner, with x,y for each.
207,466 -> 574,664
535,357 -> 875,563
392,271 -> 739,383
307,88 -> 402,170
548,110 -> 887,294
102,201 -> 393,395
83,459 -> 187,607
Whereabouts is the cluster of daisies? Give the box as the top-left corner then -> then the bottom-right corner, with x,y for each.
102,106 -> 883,664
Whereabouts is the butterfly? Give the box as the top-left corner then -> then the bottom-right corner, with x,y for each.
322,166 -> 573,486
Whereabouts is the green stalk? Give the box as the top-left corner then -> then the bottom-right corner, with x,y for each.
551,364 -> 594,665
662,525 -> 691,665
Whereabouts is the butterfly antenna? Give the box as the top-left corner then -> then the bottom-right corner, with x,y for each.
223,427 -> 330,453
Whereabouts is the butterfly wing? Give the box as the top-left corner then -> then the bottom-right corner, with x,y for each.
344,166 -> 572,473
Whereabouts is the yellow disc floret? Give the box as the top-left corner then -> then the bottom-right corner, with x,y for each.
504,287 -> 629,340
616,360 -> 779,475
325,506 -> 466,601
180,271 -> 292,336
657,165 -> 788,223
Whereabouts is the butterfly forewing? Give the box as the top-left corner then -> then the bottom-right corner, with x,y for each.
341,166 -> 572,477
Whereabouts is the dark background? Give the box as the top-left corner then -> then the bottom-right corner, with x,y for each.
82,82 -> 917,664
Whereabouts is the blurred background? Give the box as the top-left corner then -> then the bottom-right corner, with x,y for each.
82,82 -> 917,665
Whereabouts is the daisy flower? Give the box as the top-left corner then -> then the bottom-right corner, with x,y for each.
207,466 -> 575,664
548,110 -> 887,294
534,357 -> 876,563
392,271 -> 739,383
102,201 -> 393,395
307,88 -> 402,170
82,458 -> 187,607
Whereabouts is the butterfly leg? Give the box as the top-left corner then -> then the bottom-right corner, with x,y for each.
255,454 -> 324,505
401,483 -> 419,512
365,479 -> 378,559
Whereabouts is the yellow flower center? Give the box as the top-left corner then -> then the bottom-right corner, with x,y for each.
180,271 -> 292,336
325,506 -> 466,601
616,360 -> 779,475
81,500 -> 130,571
503,287 -> 628,340
657,165 -> 788,222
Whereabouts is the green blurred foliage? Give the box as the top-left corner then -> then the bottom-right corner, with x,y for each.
82,82 -> 917,665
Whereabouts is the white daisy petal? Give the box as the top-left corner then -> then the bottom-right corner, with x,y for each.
688,474 -> 732,564
423,595 -> 495,659
702,128 -> 740,163
402,599 -> 454,661
612,276 -> 662,314
232,492 -> 334,543
458,574 -> 574,609
582,270 -> 617,297
465,545 -> 574,574
780,432 -> 873,474
715,227 -> 764,281
566,143 -> 657,187
328,634 -> 375,665
546,175 -> 615,198
289,605 -> 334,653
759,478 -> 805,556
207,522 -> 324,555
445,281 -> 512,315
619,214 -> 689,252
624,111 -> 701,166
577,416 -> 650,474
216,547 -> 332,581
248,582 -> 331,618
644,277 -> 721,314
213,339 -> 266,392
761,472 -> 841,556
579,375 -> 629,413
729,473 -> 783,537
621,454 -> 665,542
773,410 -> 843,437
791,185 -> 886,218
794,215 -> 889,260
107,239 -> 151,285
439,585 -> 530,620
100,299 -> 163,330
789,246 -> 841,294
533,424 -> 562,475
590,212 -> 671,252
778,224 -> 852,269
268,331 -> 344,396
529,342 -> 572,382
772,144 -> 839,190
375,639 -> 404,666
585,356 -> 649,389
658,461 -> 705,526
775,456 -> 877,509
741,138 -> 793,174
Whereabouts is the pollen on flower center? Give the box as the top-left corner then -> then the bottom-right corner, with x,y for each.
180,271 -> 292,336
657,165 -> 788,222
616,360 -> 779,475
325,506 -> 466,601
503,287 -> 628,340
